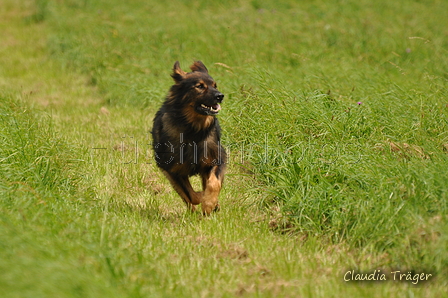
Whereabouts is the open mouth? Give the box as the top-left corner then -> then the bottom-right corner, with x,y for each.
198,103 -> 221,115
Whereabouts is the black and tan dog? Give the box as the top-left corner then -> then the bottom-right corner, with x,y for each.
151,61 -> 226,215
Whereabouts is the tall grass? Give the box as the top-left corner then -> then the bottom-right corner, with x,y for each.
0,96 -> 115,297
46,0 -> 448,106
0,97 -> 81,200
228,77 -> 447,274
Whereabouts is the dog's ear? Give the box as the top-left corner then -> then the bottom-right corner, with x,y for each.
171,61 -> 187,83
190,61 -> 208,74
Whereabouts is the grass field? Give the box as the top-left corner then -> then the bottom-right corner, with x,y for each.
1,0 -> 447,297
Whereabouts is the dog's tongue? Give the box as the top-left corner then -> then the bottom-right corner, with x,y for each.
212,104 -> 221,112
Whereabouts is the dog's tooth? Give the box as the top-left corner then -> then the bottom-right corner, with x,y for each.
210,104 -> 221,113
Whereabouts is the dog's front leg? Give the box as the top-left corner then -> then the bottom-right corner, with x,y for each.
201,165 -> 225,215
162,170 -> 202,212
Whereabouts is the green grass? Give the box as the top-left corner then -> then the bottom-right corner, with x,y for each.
1,0 -> 447,297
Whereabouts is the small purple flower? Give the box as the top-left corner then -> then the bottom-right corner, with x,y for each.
357,101 -> 363,105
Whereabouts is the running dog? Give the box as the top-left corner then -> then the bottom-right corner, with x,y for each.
151,61 -> 226,215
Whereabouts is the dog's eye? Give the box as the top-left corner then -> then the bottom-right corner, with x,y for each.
196,83 -> 205,90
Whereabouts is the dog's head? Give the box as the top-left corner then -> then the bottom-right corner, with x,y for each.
170,61 -> 224,116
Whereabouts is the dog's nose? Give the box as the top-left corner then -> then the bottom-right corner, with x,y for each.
215,92 -> 224,102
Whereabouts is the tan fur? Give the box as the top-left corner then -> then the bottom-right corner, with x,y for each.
200,166 -> 223,214
182,104 -> 215,132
